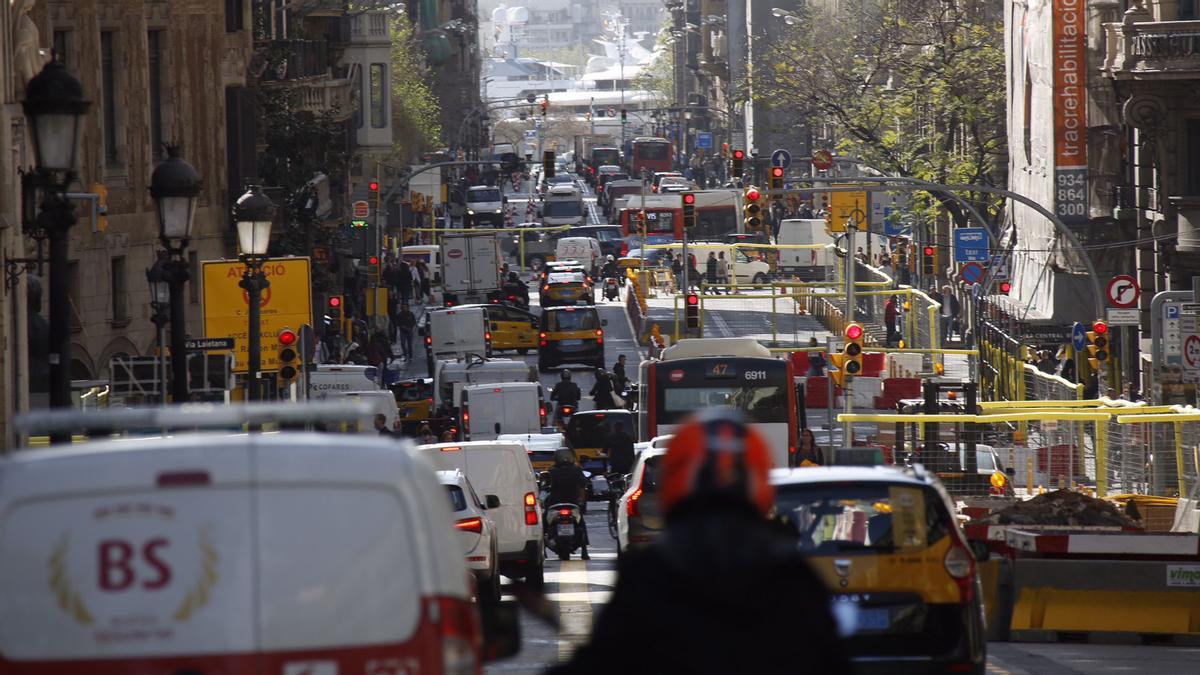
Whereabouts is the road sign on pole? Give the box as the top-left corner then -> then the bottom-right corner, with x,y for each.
1106,274 -> 1140,308
1072,322 -> 1087,351
812,149 -> 833,170
960,262 -> 984,285
202,258 -> 313,374
771,149 -> 791,169
953,227 -> 990,263
696,131 -> 713,149
827,189 -> 868,233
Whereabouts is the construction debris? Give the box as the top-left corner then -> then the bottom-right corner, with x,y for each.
969,489 -> 1138,528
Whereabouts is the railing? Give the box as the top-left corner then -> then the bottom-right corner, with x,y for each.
293,64 -> 358,119
1105,20 -> 1200,74
256,39 -> 329,81
349,10 -> 390,42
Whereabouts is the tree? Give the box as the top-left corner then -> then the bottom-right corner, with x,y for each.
757,0 -> 1007,228
390,16 -> 442,160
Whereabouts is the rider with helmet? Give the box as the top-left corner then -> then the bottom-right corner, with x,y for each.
502,270 -> 529,308
548,409 -> 851,674
550,369 -> 581,426
589,367 -> 617,409
600,254 -> 620,280
545,447 -> 590,560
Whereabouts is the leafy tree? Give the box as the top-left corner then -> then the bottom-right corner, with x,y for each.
390,16 -> 442,160
757,0 -> 1007,228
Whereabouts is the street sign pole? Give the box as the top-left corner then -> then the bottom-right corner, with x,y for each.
843,214 -> 856,450
826,336 -> 835,451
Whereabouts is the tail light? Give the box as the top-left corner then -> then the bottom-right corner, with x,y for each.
425,335 -> 432,346
484,331 -> 492,341
561,405 -> 574,415
524,491 -> 539,525
432,596 -> 480,675
462,406 -> 470,437
455,517 -> 483,533
539,331 -> 547,339
944,542 -> 976,603
558,507 -> 572,517
626,471 -> 646,517
507,294 -> 517,302
539,405 -> 547,425
543,285 -> 550,292
596,329 -> 604,344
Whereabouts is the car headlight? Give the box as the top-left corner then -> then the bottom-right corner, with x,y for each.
495,209 -> 503,214
467,209 -> 475,214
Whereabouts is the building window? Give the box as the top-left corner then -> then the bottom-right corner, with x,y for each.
53,30 -> 71,70
1188,120 -> 1200,195
370,63 -> 386,128
225,0 -> 244,32
101,31 -> 122,168
110,256 -> 128,324
1183,0 -> 1197,20
148,30 -> 166,161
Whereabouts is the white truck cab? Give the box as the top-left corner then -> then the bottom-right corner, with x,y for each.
465,185 -> 505,226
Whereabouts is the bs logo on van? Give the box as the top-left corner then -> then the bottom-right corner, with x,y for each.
202,258 -> 313,373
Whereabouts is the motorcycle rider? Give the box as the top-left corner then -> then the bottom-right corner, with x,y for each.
600,254 -> 620,280
550,369 -> 581,427
503,271 -> 529,307
603,420 -> 636,477
545,447 -> 590,560
547,409 -> 851,674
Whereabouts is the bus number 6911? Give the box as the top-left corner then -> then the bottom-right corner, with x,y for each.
744,370 -> 767,380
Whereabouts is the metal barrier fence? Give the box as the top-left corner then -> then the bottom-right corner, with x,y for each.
1024,364 -> 1083,401
1108,411 -> 1200,500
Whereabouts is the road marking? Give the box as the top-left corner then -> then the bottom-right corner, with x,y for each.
555,559 -> 594,661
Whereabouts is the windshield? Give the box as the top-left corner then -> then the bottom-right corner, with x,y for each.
659,384 -> 789,424
393,381 -> 431,401
593,149 -> 620,165
566,412 -> 635,448
637,143 -> 671,160
773,483 -> 951,554
545,309 -> 599,331
544,201 -> 583,217
645,211 -> 675,233
468,188 -> 501,203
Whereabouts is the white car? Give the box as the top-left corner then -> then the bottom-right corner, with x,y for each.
617,446 -> 668,555
437,469 -> 501,603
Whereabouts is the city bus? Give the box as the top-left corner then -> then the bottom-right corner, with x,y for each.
637,338 -> 798,467
618,190 -> 741,242
630,137 -> 674,175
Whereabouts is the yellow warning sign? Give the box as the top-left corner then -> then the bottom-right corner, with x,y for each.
201,258 -> 312,373
827,189 -> 868,233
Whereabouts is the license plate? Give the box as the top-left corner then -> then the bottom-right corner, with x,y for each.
857,608 -> 890,630
575,299 -> 588,305
560,339 -> 582,346
557,524 -> 575,536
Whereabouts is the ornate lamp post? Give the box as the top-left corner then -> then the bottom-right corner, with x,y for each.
145,254 -> 171,405
22,59 -> 90,441
234,186 -> 275,401
150,147 -> 202,403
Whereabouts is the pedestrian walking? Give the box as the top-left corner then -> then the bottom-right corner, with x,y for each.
884,294 -> 900,346
939,284 -> 960,344
396,303 -> 417,361
671,253 -> 684,294
705,252 -> 719,294
793,428 -> 826,466
396,259 -> 413,303
689,253 -> 702,292
716,251 -> 731,293
806,336 -> 826,377
613,354 -> 629,392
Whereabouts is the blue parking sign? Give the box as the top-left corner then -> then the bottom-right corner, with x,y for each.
953,228 -> 990,263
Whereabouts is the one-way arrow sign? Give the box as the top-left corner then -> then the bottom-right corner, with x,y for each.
185,337 -> 235,351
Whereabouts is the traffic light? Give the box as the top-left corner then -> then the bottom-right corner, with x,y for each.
1086,320 -> 1110,370
922,245 -> 936,276
542,150 -> 556,180
620,108 -> 627,125
685,293 -> 700,329
277,328 -> 299,385
731,149 -> 745,177
326,295 -> 343,320
682,192 -> 697,229
743,186 -> 762,231
769,166 -> 784,197
368,180 -> 379,204
998,280 -> 1012,294
367,255 -> 381,284
636,209 -> 648,234
829,323 -> 865,387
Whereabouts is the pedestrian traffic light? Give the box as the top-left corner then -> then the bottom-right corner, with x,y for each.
368,180 -> 379,204
743,186 -> 762,231
636,209 -> 648,234
1086,320 -> 1110,370
277,328 -> 299,385
543,150 -> 556,180
731,149 -> 745,177
682,192 -> 697,229
922,245 -> 936,276
722,142 -> 730,158
769,166 -> 784,197
685,292 -> 700,329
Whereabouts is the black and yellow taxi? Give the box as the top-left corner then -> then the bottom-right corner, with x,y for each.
540,270 -> 593,307
770,465 -> 987,673
389,377 -> 434,431
565,409 -> 635,474
454,303 -> 539,354
537,306 -> 606,372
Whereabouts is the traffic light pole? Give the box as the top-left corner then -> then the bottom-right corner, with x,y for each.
843,217 -> 856,450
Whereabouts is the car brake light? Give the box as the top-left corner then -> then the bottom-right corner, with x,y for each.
440,446 -> 462,452
539,331 -> 547,338
944,543 -> 975,603
524,491 -> 539,525
431,596 -> 480,674
455,517 -> 483,533
543,285 -> 550,292
595,329 -> 603,337
485,331 -> 492,340
540,340 -> 548,347
626,485 -> 643,517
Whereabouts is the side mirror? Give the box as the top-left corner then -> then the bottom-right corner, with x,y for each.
486,494 -> 501,509
968,540 -> 990,562
601,319 -> 608,326
480,601 -> 522,662
502,196 -> 509,204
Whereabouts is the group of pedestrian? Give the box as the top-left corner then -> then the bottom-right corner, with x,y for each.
669,251 -> 705,294
703,251 -> 732,294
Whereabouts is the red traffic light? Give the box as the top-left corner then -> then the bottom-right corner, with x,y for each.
368,181 -> 379,191
368,255 -> 379,265
999,281 -> 1012,293
1093,320 -> 1108,335
278,329 -> 297,346
923,246 -> 935,256
770,167 -> 784,178
732,149 -> 745,160
328,296 -> 341,308
682,192 -> 696,205
686,293 -> 699,306
746,188 -> 761,201
845,323 -> 864,340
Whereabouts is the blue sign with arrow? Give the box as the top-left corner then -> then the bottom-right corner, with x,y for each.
953,227 -> 990,263
1072,322 -> 1087,351
771,149 -> 792,169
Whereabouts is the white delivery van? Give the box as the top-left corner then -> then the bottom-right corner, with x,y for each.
461,382 -> 545,441
541,184 -> 585,227
321,389 -> 400,430
425,307 -> 491,370
307,364 -> 380,399
776,218 -> 836,280
441,232 -> 502,306
433,355 -> 537,410
416,441 -> 546,584
465,185 -> 505,226
0,430 -> 508,672
555,236 -> 602,271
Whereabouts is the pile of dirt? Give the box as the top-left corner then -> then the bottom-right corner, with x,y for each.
969,490 -> 1138,527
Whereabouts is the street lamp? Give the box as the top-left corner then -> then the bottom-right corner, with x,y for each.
150,147 -> 202,404
145,254 -> 171,405
234,186 -> 275,402
22,58 -> 90,440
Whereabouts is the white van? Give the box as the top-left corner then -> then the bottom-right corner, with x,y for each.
466,185 -> 505,226
0,430 -> 504,672
307,364 -> 379,399
776,218 -> 836,279
541,184 -> 585,227
416,441 -> 546,584
425,307 -> 491,369
461,382 -> 545,441
555,236 -> 602,271
321,389 -> 399,430
433,355 -> 537,410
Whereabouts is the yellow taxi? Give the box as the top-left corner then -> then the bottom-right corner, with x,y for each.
390,378 -> 434,430
457,304 -> 539,354
539,260 -> 586,283
537,306 -> 605,372
770,465 -> 987,673
540,270 -> 593,307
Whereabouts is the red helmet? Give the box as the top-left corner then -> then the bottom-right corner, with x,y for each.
660,409 -> 775,517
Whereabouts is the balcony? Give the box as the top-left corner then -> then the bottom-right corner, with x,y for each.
349,10 -> 390,45
1104,20 -> 1200,79
256,39 -> 329,81
255,38 -> 357,121
293,64 -> 358,120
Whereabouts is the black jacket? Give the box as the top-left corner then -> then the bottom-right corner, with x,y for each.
589,375 -> 616,409
547,499 -> 851,675
605,430 -> 636,475
546,462 -> 588,506
551,381 -> 581,407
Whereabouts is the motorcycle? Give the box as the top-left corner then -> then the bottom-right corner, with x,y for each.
603,276 -> 620,301
554,403 -> 576,429
544,502 -> 584,561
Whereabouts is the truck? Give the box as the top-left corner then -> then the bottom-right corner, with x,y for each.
441,231 -> 502,306
573,135 -> 619,182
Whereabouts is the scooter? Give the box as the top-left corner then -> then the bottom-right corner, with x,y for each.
544,502 -> 584,561
603,277 -> 620,301
554,403 -> 576,429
